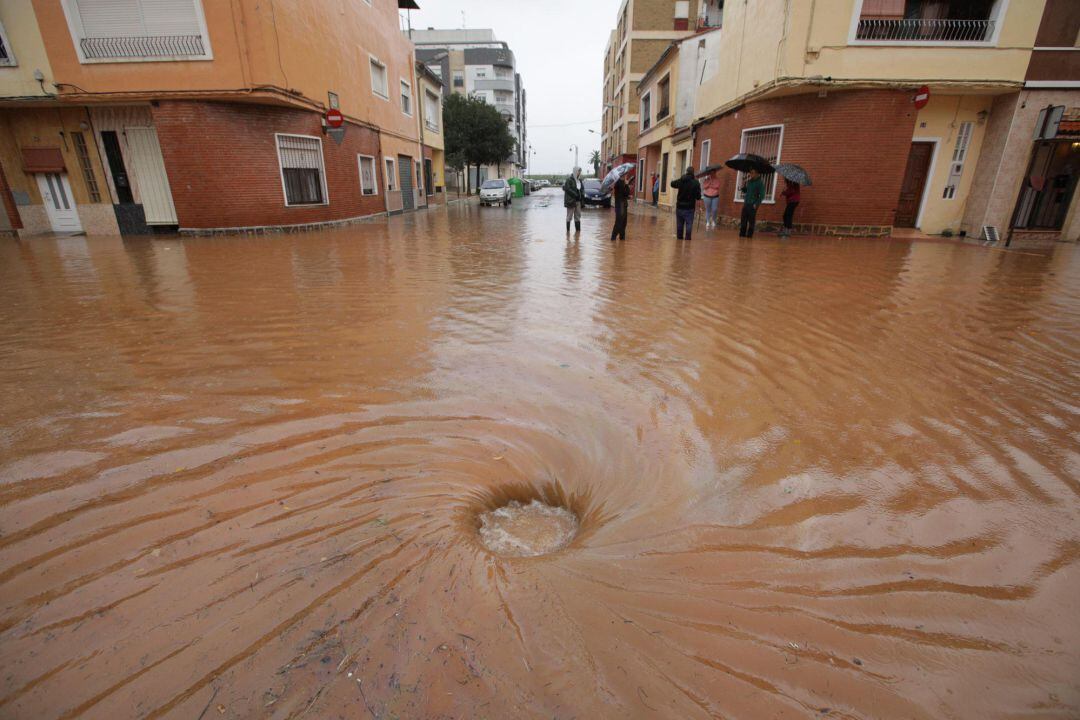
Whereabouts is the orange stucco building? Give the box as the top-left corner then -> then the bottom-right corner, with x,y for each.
0,0 -> 429,235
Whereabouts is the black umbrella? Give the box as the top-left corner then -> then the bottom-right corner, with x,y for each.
695,163 -> 725,177
774,163 -> 812,186
724,153 -> 774,174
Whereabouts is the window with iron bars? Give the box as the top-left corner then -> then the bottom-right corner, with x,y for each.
276,134 -> 327,206
735,125 -> 783,203
71,132 -> 101,203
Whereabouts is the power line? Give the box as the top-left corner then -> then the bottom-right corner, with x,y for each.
529,119 -> 601,128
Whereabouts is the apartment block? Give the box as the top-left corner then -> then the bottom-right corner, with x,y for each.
0,0 -> 427,236
599,0 -> 705,175
412,28 -> 527,186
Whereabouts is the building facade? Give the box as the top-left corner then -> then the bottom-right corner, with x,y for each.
416,61 -> 445,203
0,0 -> 426,237
599,0 -> 704,176
681,0 -> 1075,240
411,29 -> 527,187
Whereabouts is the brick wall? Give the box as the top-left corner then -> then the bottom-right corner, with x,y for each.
630,40 -> 672,73
633,0 -> 698,30
152,101 -> 384,230
693,89 -> 918,228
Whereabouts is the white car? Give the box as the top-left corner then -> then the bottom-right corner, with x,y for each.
479,179 -> 512,206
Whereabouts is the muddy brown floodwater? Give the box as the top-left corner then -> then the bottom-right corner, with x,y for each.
1,192 -> 1079,719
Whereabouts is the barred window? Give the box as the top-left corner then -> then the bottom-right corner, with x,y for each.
0,20 -> 15,66
71,131 -> 101,202
735,125 -> 783,203
276,134 -> 327,206
358,155 -> 377,196
385,157 -> 396,191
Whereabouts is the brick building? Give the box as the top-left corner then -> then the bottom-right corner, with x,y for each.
0,0 -> 427,237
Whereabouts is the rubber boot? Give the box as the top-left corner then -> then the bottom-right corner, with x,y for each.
566,221 -> 571,233
575,220 -> 581,233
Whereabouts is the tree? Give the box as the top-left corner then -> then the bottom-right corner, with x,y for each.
589,150 -> 601,178
443,93 -> 517,194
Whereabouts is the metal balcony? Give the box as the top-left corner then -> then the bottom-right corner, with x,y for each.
81,34 -> 207,59
855,18 -> 994,42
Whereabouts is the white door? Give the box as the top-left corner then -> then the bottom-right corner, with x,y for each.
35,173 -> 82,233
125,126 -> 178,224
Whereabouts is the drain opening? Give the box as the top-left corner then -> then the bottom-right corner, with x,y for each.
478,499 -> 579,558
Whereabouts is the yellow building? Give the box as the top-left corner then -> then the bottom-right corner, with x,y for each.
686,0 -> 1078,240
416,61 -> 445,203
1,0 -> 425,236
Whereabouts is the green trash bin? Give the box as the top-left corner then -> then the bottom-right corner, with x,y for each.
508,178 -> 525,198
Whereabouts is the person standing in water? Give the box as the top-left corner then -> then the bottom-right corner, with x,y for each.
779,178 -> 800,237
701,169 -> 721,229
651,173 -> 660,206
562,166 -> 585,234
611,171 -> 633,241
670,166 -> 702,241
740,168 -> 765,239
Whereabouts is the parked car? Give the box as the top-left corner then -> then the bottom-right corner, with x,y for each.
582,179 -> 611,208
479,179 -> 512,206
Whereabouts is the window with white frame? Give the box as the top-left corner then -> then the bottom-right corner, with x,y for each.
61,0 -> 212,63
358,155 -> 378,196
735,125 -> 783,203
943,121 -> 973,200
400,80 -> 412,115
385,157 -> 397,191
0,21 -> 17,66
700,139 -> 711,170
640,91 -> 652,131
424,90 -> 440,132
276,134 -> 327,206
370,56 -> 388,99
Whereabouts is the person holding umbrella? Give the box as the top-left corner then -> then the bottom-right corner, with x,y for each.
611,169 -> 634,241
774,163 -> 811,238
670,165 -> 702,241
740,168 -> 765,239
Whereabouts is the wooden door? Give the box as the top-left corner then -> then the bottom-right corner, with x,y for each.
895,142 -> 934,227
125,127 -> 178,224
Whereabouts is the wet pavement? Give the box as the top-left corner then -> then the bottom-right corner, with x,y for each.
1,189 -> 1079,718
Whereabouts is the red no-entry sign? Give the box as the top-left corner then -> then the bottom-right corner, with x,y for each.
326,109 -> 344,128
913,86 -> 930,110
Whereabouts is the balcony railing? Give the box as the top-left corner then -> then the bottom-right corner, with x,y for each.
855,17 -> 994,42
81,34 -> 207,59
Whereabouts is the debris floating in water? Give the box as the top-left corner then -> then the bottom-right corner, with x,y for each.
478,500 -> 578,557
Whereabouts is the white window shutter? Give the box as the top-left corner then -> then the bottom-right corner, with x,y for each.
77,0 -> 143,37
140,0 -> 201,36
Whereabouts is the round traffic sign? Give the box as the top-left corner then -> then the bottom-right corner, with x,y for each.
913,86 -> 930,110
326,109 -> 344,128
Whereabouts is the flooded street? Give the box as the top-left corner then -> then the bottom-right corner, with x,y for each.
2,191 -> 1079,719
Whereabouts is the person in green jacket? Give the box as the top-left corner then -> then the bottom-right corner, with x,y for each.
562,167 -> 585,234
740,168 -> 766,239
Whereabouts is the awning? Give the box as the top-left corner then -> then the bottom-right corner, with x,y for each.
398,0 -> 420,8
21,147 -> 66,173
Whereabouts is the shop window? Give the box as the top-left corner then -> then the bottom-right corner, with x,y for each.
735,124 -> 783,203
275,134 -> 327,206
358,155 -> 378,196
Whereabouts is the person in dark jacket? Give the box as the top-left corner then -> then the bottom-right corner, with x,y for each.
740,169 -> 765,238
670,166 -> 702,240
651,173 -> 660,206
610,172 -> 633,241
562,166 -> 585,234
779,179 -> 800,237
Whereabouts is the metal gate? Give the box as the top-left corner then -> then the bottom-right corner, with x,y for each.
125,127 -> 178,224
397,154 -> 414,211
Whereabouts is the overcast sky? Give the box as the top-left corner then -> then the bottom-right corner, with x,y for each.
400,0 -> 619,175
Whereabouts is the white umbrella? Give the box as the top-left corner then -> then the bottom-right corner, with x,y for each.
600,163 -> 636,194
